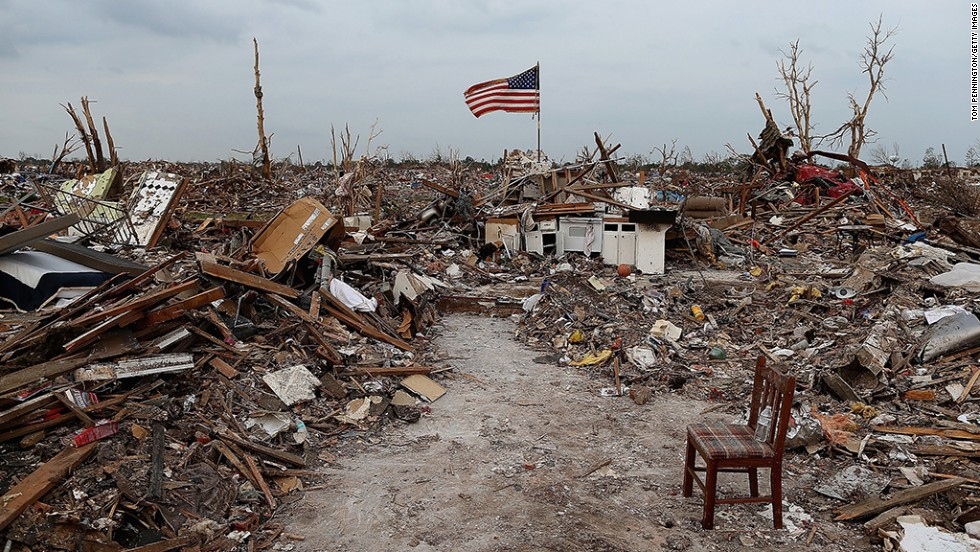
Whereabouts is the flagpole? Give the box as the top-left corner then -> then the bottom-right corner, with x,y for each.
536,61 -> 541,162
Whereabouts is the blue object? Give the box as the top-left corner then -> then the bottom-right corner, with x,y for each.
904,231 -> 927,243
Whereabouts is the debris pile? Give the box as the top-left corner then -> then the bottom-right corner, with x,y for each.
2,117 -> 980,549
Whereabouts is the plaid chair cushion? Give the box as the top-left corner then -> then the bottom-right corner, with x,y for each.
688,422 -> 774,460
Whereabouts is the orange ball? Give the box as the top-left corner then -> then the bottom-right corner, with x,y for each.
617,264 -> 631,277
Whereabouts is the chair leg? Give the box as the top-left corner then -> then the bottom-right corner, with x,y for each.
682,437 -> 695,497
748,467 -> 759,498
771,467 -> 783,529
702,460 -> 717,529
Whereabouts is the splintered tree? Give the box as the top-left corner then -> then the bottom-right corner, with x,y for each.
775,40 -> 816,154
253,37 -> 273,180
329,121 -> 384,216
651,139 -> 679,176
62,97 -> 118,172
826,15 -> 897,159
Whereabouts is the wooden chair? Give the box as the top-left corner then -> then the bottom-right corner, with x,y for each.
682,356 -> 796,529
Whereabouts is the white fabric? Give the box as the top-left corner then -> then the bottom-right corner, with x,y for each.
328,278 -> 377,312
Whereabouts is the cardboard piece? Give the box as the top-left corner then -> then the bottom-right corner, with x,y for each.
400,374 -> 446,402
390,389 -> 417,406
249,197 -> 340,275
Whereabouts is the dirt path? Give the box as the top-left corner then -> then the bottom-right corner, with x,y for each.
279,315 -> 857,551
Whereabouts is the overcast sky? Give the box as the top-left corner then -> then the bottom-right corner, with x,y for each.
0,1 -> 975,166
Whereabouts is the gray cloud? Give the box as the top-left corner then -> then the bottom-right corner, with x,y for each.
93,0 -> 243,43
0,1 -> 973,164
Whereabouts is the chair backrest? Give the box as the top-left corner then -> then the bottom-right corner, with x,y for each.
746,356 -> 796,458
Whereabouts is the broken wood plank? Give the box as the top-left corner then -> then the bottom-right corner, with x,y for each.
764,187 -> 858,245
123,535 -> 197,552
149,422 -> 164,498
206,307 -> 236,343
0,443 -> 96,532
186,325 -> 243,356
418,179 -> 460,199
863,506 -> 909,532
0,274 -> 128,356
834,477 -> 967,521
74,354 -> 195,382
212,439 -> 264,495
63,310 -> 145,353
141,286 -> 226,326
302,321 -> 342,365
346,366 -> 433,377
71,279 -> 201,327
0,388 -> 137,442
318,372 -> 348,399
0,393 -> 58,426
105,251 -> 189,301
219,431 -> 305,467
318,290 -> 413,351
0,213 -> 81,256
912,444 -> 980,458
958,367 -> 980,404
874,425 -> 980,441
229,440 -> 277,511
209,357 -> 239,379
337,253 -> 416,263
55,391 -> 95,427
199,260 -> 299,297
0,357 -> 88,396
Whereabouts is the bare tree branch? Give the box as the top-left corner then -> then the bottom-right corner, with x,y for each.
775,40 -> 817,153
821,15 -> 897,159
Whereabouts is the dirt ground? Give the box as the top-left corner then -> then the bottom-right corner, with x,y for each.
279,314 -> 870,552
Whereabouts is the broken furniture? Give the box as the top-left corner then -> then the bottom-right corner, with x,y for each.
682,356 -> 796,529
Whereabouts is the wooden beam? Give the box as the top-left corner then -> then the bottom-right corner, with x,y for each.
0,393 -> 58,426
199,260 -> 299,298
594,132 -> 619,183
0,357 -> 88,396
141,286 -> 226,326
345,366 -> 433,377
418,179 -> 459,199
219,431 -> 306,467
71,279 -> 200,327
102,251 -> 189,301
318,290 -> 413,352
123,535 -> 197,552
873,425 -> 980,441
834,477 -> 967,521
0,443 -> 96,532
763,187 -> 857,245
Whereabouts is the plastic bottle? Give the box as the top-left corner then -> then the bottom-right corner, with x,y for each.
692,305 -> 705,322
755,406 -> 772,442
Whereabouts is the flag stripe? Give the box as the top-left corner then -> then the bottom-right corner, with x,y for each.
463,65 -> 539,118
466,92 -> 539,110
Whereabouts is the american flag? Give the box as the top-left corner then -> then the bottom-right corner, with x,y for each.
464,65 -> 539,118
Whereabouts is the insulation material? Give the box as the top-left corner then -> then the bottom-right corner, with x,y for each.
262,365 -> 320,406
930,263 -> 980,292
